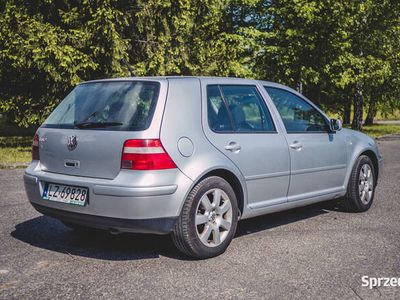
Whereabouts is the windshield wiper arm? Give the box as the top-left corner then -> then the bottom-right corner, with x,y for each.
74,121 -> 123,129
79,110 -> 99,123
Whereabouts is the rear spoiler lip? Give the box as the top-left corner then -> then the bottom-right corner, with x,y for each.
79,78 -> 167,85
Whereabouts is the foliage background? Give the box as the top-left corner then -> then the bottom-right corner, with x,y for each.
0,0 -> 399,129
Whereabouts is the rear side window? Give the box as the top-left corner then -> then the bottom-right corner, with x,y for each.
207,85 -> 275,133
43,81 -> 160,131
265,87 -> 328,133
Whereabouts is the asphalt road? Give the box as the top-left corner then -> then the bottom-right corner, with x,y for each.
1,139 -> 400,299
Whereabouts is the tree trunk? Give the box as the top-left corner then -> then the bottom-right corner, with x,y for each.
351,83 -> 363,130
343,100 -> 351,125
364,96 -> 377,125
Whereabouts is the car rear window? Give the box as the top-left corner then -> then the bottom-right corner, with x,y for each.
43,81 -> 160,131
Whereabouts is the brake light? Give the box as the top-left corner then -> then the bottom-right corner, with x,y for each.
32,133 -> 40,160
121,139 -> 177,170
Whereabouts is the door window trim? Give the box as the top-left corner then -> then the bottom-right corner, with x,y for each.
218,85 -> 236,131
264,86 -> 331,134
206,84 -> 278,134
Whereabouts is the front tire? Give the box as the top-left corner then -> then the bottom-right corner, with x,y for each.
172,176 -> 239,259
342,155 -> 376,212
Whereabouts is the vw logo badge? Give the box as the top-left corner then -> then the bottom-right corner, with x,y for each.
67,135 -> 78,151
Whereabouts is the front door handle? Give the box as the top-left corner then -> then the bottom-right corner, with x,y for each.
224,142 -> 241,153
289,141 -> 303,151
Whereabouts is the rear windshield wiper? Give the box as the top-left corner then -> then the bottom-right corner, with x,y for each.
74,121 -> 123,129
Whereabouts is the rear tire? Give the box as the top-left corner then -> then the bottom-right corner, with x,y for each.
342,155 -> 375,212
172,176 -> 238,259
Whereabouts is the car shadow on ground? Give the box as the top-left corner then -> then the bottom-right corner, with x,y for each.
11,200 -> 341,261
236,200 -> 342,237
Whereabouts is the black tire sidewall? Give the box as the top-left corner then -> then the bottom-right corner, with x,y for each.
187,177 -> 238,258
349,155 -> 375,211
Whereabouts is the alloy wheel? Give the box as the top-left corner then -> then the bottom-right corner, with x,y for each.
195,188 -> 233,247
359,164 -> 374,205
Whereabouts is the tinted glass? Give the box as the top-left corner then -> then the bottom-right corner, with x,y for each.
207,85 -> 275,132
207,85 -> 233,132
43,81 -> 160,131
265,87 -> 328,133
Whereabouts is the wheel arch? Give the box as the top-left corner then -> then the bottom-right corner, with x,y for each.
360,150 -> 379,184
196,169 -> 246,218
346,148 -> 380,189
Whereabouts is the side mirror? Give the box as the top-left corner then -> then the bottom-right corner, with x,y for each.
329,119 -> 342,132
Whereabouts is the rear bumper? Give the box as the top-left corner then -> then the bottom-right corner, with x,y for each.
31,203 -> 177,234
24,162 -> 192,234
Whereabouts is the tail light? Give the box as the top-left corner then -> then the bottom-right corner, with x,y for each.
121,139 -> 177,170
32,133 -> 40,160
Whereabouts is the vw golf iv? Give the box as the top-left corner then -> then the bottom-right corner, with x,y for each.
24,77 -> 383,259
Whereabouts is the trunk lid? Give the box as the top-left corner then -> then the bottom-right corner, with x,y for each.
38,129 -> 147,179
37,79 -> 166,179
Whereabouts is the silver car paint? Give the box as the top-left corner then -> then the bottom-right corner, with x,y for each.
24,76 -> 383,230
160,78 -> 249,216
25,161 -> 193,219
200,78 -> 291,210
259,82 -> 348,201
38,79 -> 169,179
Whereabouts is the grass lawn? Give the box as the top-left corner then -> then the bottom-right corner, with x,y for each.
375,109 -> 400,121
359,124 -> 400,138
0,147 -> 31,167
328,109 -> 400,121
0,136 -> 32,167
0,124 -> 399,167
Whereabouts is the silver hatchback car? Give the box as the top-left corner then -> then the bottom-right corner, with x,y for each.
24,77 -> 383,258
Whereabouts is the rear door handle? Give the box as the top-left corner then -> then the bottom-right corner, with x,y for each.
224,142 -> 241,153
289,141 -> 303,151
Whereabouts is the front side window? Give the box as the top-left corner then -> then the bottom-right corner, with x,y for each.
265,87 -> 328,133
207,85 -> 275,133
43,81 -> 160,131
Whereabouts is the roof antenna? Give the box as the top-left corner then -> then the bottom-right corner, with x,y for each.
121,58 -> 136,77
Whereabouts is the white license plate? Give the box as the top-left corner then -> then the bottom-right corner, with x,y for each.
42,183 -> 88,206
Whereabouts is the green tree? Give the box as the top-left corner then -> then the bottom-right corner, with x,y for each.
253,0 -> 400,129
0,0 -> 132,127
0,0 -> 399,129
0,2 -> 96,126
332,1 -> 398,130
363,1 -> 400,125
132,0 -> 258,77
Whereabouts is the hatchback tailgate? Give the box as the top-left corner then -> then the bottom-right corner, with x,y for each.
38,129 -> 141,179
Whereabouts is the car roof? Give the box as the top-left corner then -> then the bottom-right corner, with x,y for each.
79,76 -> 329,119
83,76 -> 255,82
81,76 -> 293,90
81,76 -> 304,100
